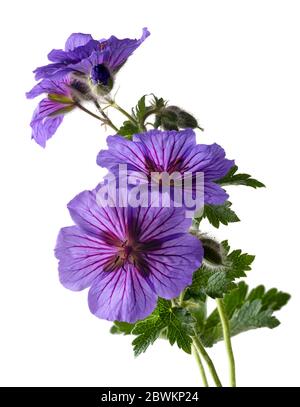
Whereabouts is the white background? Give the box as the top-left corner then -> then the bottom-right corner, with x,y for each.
0,0 -> 299,387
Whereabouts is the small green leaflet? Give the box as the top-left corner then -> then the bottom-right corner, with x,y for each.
133,95 -> 166,128
131,299 -> 194,356
194,201 -> 240,229
185,241 -> 255,300
117,121 -> 139,139
199,282 -> 290,347
217,165 -> 265,188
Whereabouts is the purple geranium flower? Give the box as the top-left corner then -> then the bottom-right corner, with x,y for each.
32,28 -> 150,93
97,129 -> 235,206
26,76 -> 76,147
55,188 -> 203,323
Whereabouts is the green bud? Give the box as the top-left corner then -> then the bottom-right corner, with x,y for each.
159,108 -> 179,130
157,105 -> 201,131
177,110 -> 198,129
201,237 -> 224,266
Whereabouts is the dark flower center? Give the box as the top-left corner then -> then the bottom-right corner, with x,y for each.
145,156 -> 185,181
91,64 -> 111,86
103,233 -> 161,276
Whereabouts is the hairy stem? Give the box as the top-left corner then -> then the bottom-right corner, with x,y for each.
94,101 -> 119,132
192,345 -> 209,387
76,102 -> 105,122
216,298 -> 236,387
192,336 -> 222,387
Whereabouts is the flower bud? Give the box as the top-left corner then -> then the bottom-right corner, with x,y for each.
159,108 -> 179,130
157,106 -> 200,131
201,237 -> 224,266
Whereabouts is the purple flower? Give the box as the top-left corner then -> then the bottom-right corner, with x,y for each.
32,28 -> 150,92
97,129 -> 235,206
26,76 -> 75,147
55,188 -> 203,323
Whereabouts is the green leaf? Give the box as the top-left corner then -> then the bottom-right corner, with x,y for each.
117,120 -> 139,139
194,201 -> 240,229
132,299 -> 193,356
132,311 -> 165,356
133,95 -> 167,129
217,165 -> 265,188
185,241 -> 255,300
135,95 -> 147,120
110,321 -> 136,335
164,307 -> 194,353
200,282 -> 291,347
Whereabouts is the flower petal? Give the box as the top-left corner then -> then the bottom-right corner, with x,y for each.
183,143 -> 234,181
131,205 -> 192,242
26,77 -> 71,99
88,263 -> 157,322
30,98 -> 68,147
145,234 -> 203,298
67,190 -> 127,241
133,128 -> 196,171
104,27 -> 150,71
65,33 -> 94,51
67,49 -> 108,76
55,226 -> 117,291
97,135 -> 148,173
204,181 -> 229,205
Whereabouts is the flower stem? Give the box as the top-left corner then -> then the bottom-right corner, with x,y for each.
216,298 -> 236,387
192,336 -> 222,387
192,345 -> 209,387
76,102 -> 105,122
94,101 -> 119,132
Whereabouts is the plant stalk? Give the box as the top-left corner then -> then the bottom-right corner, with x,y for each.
192,336 -> 222,387
192,345 -> 209,387
216,298 -> 236,387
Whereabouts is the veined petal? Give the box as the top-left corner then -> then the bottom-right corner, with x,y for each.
104,27 -> 150,71
130,205 -> 192,242
65,33 -> 94,51
98,129 -> 234,207
34,62 -> 66,80
30,114 -> 63,148
67,49 -> 108,76
183,143 -> 235,181
133,129 -> 196,171
67,190 -> 127,241
204,181 -> 229,205
145,234 -> 203,298
88,263 -> 157,323
55,226 -> 117,291
31,98 -> 72,121
26,77 -> 71,99
97,135 -> 148,173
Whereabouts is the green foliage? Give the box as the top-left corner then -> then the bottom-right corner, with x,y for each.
194,201 -> 240,229
132,299 -> 194,356
110,321 -> 135,335
185,241 -> 255,300
199,282 -> 290,347
133,95 -> 166,129
117,121 -> 139,139
217,165 -> 265,188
